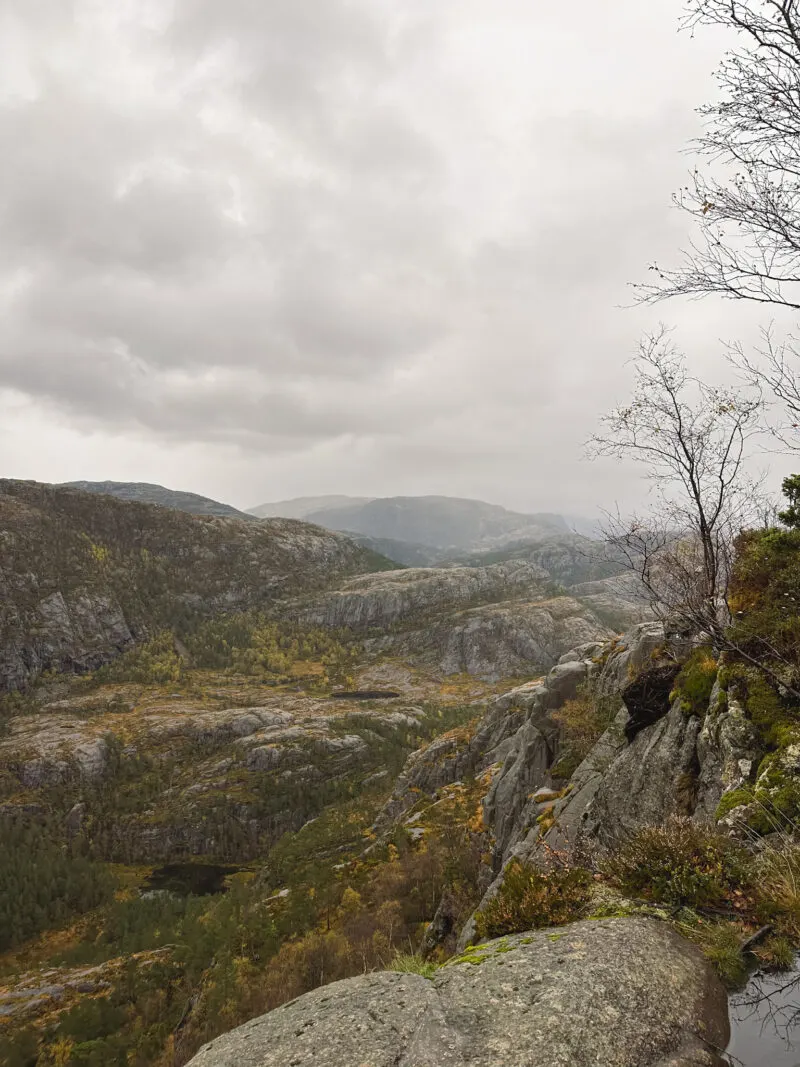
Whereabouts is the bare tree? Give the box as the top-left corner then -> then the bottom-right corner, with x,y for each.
589,330 -> 763,638
636,0 -> 800,312
728,326 -> 800,448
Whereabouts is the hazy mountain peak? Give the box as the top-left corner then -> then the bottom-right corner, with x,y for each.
297,495 -> 570,552
248,495 -> 374,519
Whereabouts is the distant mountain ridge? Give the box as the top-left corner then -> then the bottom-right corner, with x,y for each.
250,494 -> 570,554
248,495 -> 373,519
62,481 -> 256,521
57,484 -> 595,571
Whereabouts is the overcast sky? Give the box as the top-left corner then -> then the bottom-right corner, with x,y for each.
0,0 -> 781,514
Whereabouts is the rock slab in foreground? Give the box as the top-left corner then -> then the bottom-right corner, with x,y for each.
186,917 -> 729,1067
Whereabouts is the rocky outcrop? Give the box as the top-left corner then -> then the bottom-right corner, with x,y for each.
695,688 -> 761,823
378,644 -> 604,832
292,563 -> 616,681
482,657 -> 597,859
537,660 -> 759,858
454,621 -> 773,941
622,662 -> 682,742
568,573 -> 651,630
186,918 -> 729,1067
0,951 -> 168,1023
1,591 -> 136,693
573,700 -> 703,846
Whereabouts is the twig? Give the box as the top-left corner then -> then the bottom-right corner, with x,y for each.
741,924 -> 773,953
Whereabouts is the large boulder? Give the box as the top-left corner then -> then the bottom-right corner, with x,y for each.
186,918 -> 728,1067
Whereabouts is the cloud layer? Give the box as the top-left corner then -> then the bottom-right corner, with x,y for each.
0,0 -> 764,512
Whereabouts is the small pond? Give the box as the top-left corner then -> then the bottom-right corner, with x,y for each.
331,690 -> 400,700
725,961 -> 800,1066
143,863 -> 246,897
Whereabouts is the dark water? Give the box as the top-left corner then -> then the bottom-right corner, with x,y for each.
726,963 -> 800,1066
330,690 -> 400,700
144,863 -> 243,896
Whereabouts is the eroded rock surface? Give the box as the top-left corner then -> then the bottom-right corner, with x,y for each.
375,596 -> 611,680
294,561 -> 549,630
455,621 -> 775,946
186,918 -> 729,1067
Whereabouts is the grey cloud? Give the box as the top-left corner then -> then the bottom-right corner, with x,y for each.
0,0 -> 763,514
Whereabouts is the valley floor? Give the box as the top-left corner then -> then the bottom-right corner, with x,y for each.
0,653 -> 511,1067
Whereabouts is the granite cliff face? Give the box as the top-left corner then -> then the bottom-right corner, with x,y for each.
292,563 -> 620,680
293,561 -> 549,629
373,617 -> 788,964
0,480 -> 390,692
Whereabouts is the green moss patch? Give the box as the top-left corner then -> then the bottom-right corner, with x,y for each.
670,647 -> 717,718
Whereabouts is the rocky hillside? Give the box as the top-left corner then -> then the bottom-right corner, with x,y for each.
448,532 -> 624,585
0,675 -> 474,865
0,481 -> 643,696
62,481 -> 257,521
187,582 -> 800,1067
377,601 -> 800,966
337,531 -> 440,567
0,480 -> 392,692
